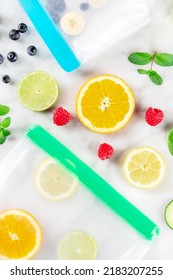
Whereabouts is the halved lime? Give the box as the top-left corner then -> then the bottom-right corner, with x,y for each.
18,71 -> 58,111
58,232 -> 98,260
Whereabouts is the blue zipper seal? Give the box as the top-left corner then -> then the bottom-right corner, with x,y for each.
18,0 -> 81,72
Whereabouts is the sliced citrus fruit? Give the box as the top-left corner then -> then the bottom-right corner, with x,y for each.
58,232 -> 97,260
76,74 -> 135,133
18,71 -> 58,111
0,209 -> 42,260
123,146 -> 166,189
35,159 -> 78,201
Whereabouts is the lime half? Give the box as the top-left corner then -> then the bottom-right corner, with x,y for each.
18,71 -> 58,111
58,232 -> 98,260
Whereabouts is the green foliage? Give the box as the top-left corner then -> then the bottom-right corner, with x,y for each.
0,105 -> 11,145
137,69 -> 148,74
128,52 -> 152,65
154,53 -> 173,67
128,52 -> 173,86
148,70 -> 163,85
0,105 -> 10,116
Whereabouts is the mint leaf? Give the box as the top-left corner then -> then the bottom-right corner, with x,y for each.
128,52 -> 152,65
155,53 -> 173,66
0,105 -> 10,116
168,128 -> 173,155
0,131 -> 6,144
3,129 -> 11,136
1,117 -> 11,128
148,70 -> 163,85
137,69 -> 148,74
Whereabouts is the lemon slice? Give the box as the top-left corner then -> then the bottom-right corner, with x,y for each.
18,71 -> 58,111
76,74 -> 135,134
58,232 -> 97,260
60,12 -> 85,36
35,159 -> 78,201
0,209 -> 42,260
123,146 -> 166,189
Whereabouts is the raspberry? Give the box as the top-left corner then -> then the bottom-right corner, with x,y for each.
145,107 -> 164,126
98,143 -> 114,160
53,107 -> 72,126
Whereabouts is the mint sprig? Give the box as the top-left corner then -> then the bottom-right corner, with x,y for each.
0,105 -> 11,145
1,117 -> 11,129
128,52 -> 173,86
154,53 -> 173,67
0,105 -> 10,116
148,70 -> 163,85
128,53 -> 152,65
137,69 -> 149,74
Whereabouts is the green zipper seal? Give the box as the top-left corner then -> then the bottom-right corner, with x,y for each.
26,125 -> 160,241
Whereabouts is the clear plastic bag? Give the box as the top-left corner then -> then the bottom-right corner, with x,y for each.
18,0 -> 150,72
0,125 -> 159,260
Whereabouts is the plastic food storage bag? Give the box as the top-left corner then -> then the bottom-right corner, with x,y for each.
18,0 -> 149,72
0,125 -> 160,260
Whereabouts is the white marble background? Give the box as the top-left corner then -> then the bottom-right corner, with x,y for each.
1,0 -> 173,259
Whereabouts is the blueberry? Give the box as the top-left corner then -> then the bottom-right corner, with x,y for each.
46,5 -> 60,23
18,23 -> 28,33
27,45 -> 37,56
2,75 -> 10,84
47,0 -> 66,12
0,54 -> 4,65
7,52 -> 18,62
52,13 -> 60,24
80,2 -> 90,11
47,0 -> 56,6
51,10 -> 60,23
9,29 -> 20,40
56,0 -> 66,12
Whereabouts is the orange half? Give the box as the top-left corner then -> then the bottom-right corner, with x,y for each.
0,209 -> 42,260
76,75 -> 135,133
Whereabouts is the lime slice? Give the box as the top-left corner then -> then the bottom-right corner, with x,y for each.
18,71 -> 58,111
35,159 -> 78,201
58,232 -> 97,260
123,146 -> 166,189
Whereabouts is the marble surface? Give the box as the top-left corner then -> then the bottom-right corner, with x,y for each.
1,0 -> 173,259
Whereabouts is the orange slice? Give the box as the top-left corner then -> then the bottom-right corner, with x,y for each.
76,74 -> 135,133
0,209 -> 42,259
